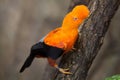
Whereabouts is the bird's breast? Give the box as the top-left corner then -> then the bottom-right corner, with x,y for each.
44,29 -> 78,52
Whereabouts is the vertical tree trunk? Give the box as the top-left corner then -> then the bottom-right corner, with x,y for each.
51,0 -> 120,80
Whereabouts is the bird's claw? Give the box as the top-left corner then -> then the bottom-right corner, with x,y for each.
72,47 -> 76,50
63,68 -> 69,71
70,47 -> 76,51
59,68 -> 72,75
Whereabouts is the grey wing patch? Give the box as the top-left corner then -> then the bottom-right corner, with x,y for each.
39,35 -> 47,42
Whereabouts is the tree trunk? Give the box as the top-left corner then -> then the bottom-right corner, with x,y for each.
51,0 -> 120,80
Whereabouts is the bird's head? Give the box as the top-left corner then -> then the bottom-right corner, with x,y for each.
62,5 -> 90,29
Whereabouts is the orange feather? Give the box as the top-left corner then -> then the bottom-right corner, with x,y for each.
19,5 -> 90,74
44,5 -> 89,52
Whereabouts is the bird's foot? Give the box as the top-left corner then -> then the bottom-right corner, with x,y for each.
62,68 -> 69,71
54,64 -> 72,74
70,47 -> 76,51
72,47 -> 76,50
59,68 -> 72,75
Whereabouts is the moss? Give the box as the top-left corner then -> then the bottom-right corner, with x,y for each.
105,75 -> 120,80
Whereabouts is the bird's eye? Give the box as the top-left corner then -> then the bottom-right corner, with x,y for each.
73,17 -> 78,21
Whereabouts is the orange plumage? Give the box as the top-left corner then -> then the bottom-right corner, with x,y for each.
44,5 -> 89,52
20,5 -> 90,74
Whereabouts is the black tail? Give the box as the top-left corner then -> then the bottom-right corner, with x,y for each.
20,42 -> 47,73
20,53 -> 35,73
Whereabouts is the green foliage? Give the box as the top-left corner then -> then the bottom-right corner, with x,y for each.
105,75 -> 120,80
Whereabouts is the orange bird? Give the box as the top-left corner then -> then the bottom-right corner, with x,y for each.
20,5 -> 90,74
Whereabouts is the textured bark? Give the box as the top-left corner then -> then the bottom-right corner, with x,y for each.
52,0 -> 120,80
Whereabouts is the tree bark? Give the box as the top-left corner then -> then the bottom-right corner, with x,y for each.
51,0 -> 120,80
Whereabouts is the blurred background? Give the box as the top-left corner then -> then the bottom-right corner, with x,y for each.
0,0 -> 119,80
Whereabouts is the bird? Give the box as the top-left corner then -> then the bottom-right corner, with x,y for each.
19,5 -> 90,74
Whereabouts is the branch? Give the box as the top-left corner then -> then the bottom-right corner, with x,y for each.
51,0 -> 120,80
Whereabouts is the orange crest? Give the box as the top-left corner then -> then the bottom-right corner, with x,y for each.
62,5 -> 90,29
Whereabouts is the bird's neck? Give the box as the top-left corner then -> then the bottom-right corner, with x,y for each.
61,25 -> 79,31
